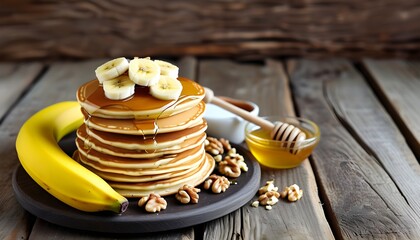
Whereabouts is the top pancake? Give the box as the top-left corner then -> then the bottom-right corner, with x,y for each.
77,77 -> 205,119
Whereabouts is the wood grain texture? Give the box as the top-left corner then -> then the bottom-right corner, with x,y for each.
0,63 -> 42,240
362,59 -> 420,159
1,1 -> 420,60
0,131 -> 33,240
0,60 -> 102,240
30,219 -> 194,240
287,59 -> 420,239
0,63 -> 43,122
198,59 -> 333,239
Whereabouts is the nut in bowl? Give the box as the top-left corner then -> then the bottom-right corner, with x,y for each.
245,116 -> 320,169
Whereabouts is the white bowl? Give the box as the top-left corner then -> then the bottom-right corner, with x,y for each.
204,97 -> 259,144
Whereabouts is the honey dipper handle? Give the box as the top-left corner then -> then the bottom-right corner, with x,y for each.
203,87 -> 274,131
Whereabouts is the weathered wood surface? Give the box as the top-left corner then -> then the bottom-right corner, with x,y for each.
0,63 -> 46,240
362,59 -> 420,158
0,63 -> 43,122
2,1 -> 420,60
198,59 -> 333,239
1,57 -> 420,239
0,60 -> 102,240
288,59 -> 420,239
29,220 -> 194,240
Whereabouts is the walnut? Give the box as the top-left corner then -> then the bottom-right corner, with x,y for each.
224,152 -> 248,172
258,191 -> 280,206
252,180 -> 285,210
287,184 -> 303,202
175,184 -> 201,204
224,152 -> 244,162
280,184 -> 303,202
205,137 -> 224,155
218,158 -> 241,178
138,193 -> 167,213
203,174 -> 230,193
288,191 -> 303,202
258,180 -> 279,195
219,138 -> 232,151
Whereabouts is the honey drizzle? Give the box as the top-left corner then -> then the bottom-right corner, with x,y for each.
84,102 -> 134,159
144,94 -> 202,154
79,78 -> 204,159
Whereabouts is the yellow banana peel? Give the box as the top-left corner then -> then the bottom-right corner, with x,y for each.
15,101 -> 128,213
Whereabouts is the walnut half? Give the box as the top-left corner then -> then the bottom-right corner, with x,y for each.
205,137 -> 224,155
175,184 -> 201,204
258,191 -> 280,206
138,193 -> 167,213
258,180 -> 278,195
203,174 -> 230,193
218,158 -> 241,178
280,184 -> 303,202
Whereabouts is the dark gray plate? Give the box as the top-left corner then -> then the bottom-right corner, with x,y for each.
12,132 -> 261,233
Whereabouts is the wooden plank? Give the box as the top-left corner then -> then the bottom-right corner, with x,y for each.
0,133 -> 34,240
287,59 -> 420,239
29,219 -> 194,240
0,60 -> 102,240
0,58 -> 195,239
362,59 -> 420,159
0,62 -> 43,122
326,61 -> 420,212
1,1 -> 420,60
198,59 -> 334,239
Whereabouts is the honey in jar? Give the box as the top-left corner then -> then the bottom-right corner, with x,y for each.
245,116 -> 320,169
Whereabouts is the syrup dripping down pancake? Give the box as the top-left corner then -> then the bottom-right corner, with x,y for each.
78,119 -> 207,150
77,131 -> 206,159
76,141 -> 205,171
74,73 -> 213,198
77,77 -> 205,119
82,101 -> 205,135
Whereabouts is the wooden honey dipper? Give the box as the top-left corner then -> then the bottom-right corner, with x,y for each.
203,88 -> 306,153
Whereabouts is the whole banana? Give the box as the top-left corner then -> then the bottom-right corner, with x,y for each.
15,101 -> 128,213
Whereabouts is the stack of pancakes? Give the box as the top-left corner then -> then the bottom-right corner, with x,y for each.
74,77 -> 215,197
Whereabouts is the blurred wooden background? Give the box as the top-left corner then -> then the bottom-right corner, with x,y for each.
1,0 -> 420,61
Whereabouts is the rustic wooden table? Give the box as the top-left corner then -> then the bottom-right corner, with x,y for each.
1,57 -> 420,239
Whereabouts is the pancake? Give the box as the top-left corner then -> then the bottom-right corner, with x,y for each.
77,77 -> 205,119
74,73 -> 214,198
76,141 -> 205,170
78,119 -> 207,150
83,101 -> 205,135
77,132 -> 206,159
83,161 -> 200,183
110,154 -> 215,197
75,149 -> 205,181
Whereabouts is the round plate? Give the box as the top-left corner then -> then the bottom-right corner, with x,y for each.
12,132 -> 261,233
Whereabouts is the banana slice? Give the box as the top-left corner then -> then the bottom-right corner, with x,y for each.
150,76 -> 183,100
95,57 -> 129,83
103,75 -> 135,100
129,57 -> 161,86
155,60 -> 179,78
